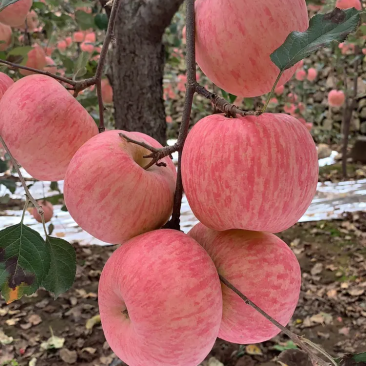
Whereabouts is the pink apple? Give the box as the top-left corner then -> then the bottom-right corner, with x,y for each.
99,229 -> 222,366
166,115 -> 173,123
31,200 -> 54,223
288,93 -> 298,103
328,90 -> 345,107
85,32 -> 96,43
0,75 -> 98,181
19,45 -> 47,76
17,10 -> 39,32
306,122 -> 313,131
44,46 -> 55,56
189,223 -> 301,344
336,0 -> 361,10
57,40 -> 67,52
307,67 -> 317,81
0,72 -> 14,101
274,84 -> 285,95
268,97 -> 278,106
80,41 -> 94,53
0,0 -> 32,27
73,31 -> 85,43
295,68 -> 307,81
182,113 -> 318,233
284,103 -> 296,115
64,130 -> 177,244
195,0 -> 308,97
0,22 -> 12,51
65,36 -> 72,47
44,57 -> 57,74
101,79 -> 113,104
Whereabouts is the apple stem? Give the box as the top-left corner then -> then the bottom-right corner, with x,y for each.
219,275 -> 334,366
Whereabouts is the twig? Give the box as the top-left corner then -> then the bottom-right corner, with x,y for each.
219,275 -> 333,366
0,136 -> 43,216
195,84 -> 261,117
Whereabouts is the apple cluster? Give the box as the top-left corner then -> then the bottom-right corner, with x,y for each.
0,0 -> 320,365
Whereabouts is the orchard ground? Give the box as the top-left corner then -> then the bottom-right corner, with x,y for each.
0,212 -> 365,366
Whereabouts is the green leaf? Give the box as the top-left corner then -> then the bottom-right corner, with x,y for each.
0,0 -> 20,11
271,8 -> 361,72
42,237 -> 76,298
50,181 -> 60,192
0,179 -> 16,194
74,52 -> 91,78
0,158 -> 7,173
0,224 -> 50,303
273,341 -> 298,351
229,94 -> 237,104
95,13 -> 108,30
7,46 -> 32,57
336,352 -> 366,365
75,10 -> 95,30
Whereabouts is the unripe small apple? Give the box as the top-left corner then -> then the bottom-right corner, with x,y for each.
65,37 -> 72,47
57,40 -> 67,52
85,32 -> 96,43
307,67 -> 317,81
336,0 -> 361,10
44,57 -> 57,74
31,200 -> 54,223
328,90 -> 345,107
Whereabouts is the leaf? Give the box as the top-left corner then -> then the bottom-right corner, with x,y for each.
0,224 -> 50,303
95,13 -> 108,30
273,341 -> 298,352
336,352 -> 366,365
0,0 -> 20,11
85,314 -> 101,331
271,8 -> 361,72
0,158 -> 7,173
42,237 -> 76,298
0,179 -> 16,194
40,335 -> 65,350
75,10 -> 95,30
245,345 -> 263,355
74,52 -> 91,79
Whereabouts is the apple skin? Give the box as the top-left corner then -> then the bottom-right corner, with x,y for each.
182,113 -> 318,233
0,75 -> 98,181
31,200 -> 54,223
0,22 -> 12,51
0,0 -> 32,27
0,72 -> 14,101
195,0 -> 308,97
336,0 -> 362,10
188,223 -> 301,344
328,90 -> 345,107
98,229 -> 222,366
64,130 -> 177,244
307,68 -> 318,82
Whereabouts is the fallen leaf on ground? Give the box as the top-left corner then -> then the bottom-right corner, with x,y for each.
86,314 -> 101,330
40,335 -> 65,350
59,348 -> 77,364
246,344 -> 263,355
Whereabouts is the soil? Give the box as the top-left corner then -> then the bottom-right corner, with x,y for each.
1,213 -> 366,366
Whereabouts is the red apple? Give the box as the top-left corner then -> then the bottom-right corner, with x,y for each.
0,75 -> 98,181
274,84 -> 285,95
101,79 -> 113,104
85,32 -> 96,43
182,113 -> 318,233
31,200 -> 54,223
328,90 -> 345,107
80,41 -> 94,53
0,22 -> 12,51
65,36 -> 72,47
189,223 -> 301,344
0,0 -> 32,27
64,130 -> 177,244
57,40 -> 67,52
0,72 -> 13,101
19,45 -> 47,76
336,0 -> 361,10
17,10 -> 39,32
195,0 -> 308,97
98,229 -> 222,366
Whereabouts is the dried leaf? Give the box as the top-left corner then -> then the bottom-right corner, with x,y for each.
29,358 -> 37,366
311,263 -> 323,276
28,314 -> 42,325
208,358 -> 224,366
40,335 -> 65,350
86,314 -> 101,330
246,345 -> 263,355
348,288 -> 365,296
59,348 -> 77,364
